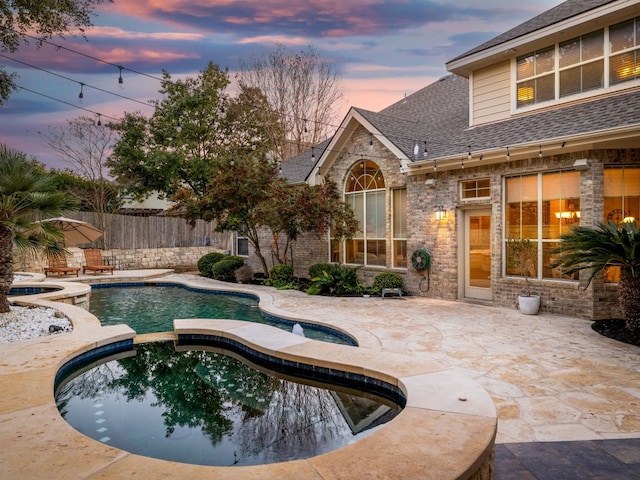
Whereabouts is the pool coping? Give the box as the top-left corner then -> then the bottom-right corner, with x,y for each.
1,274 -> 497,480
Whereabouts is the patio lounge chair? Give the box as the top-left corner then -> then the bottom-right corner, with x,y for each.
44,253 -> 80,277
82,249 -> 115,275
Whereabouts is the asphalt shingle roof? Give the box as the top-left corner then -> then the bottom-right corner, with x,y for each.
359,74 -> 640,160
449,0 -> 618,63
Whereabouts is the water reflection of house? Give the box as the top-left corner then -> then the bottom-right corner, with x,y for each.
242,0 -> 640,320
331,391 -> 399,435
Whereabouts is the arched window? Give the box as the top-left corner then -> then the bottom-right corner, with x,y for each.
343,160 -> 386,266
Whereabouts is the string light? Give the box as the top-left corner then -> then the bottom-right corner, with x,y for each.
3,32 -> 584,174
96,113 -> 102,126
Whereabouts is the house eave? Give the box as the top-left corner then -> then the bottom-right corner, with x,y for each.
446,0 -> 640,78
406,124 -> 640,175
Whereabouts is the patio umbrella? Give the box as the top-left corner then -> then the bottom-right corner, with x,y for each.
37,217 -> 103,246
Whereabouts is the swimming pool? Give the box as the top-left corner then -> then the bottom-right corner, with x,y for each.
55,341 -> 401,466
89,284 -> 355,345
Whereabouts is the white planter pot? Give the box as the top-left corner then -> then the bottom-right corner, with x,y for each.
518,295 -> 540,315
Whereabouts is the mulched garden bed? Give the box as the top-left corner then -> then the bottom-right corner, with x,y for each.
592,319 -> 640,347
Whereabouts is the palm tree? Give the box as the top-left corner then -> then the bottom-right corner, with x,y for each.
0,145 -> 78,313
552,221 -> 640,333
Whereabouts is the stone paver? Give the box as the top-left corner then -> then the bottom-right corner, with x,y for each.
4,271 -> 640,479
170,274 -> 640,445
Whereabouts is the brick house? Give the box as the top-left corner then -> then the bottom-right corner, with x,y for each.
241,0 -> 640,319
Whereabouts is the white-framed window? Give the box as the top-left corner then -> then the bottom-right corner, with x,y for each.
392,188 -> 407,268
236,234 -> 249,257
461,178 -> 491,200
515,17 -> 640,109
504,170 -> 580,280
344,160 -> 386,267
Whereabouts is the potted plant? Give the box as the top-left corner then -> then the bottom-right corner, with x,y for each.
506,238 -> 540,314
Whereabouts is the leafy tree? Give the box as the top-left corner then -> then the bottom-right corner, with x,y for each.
552,221 -> 640,333
0,0 -> 109,105
109,63 -> 282,275
239,44 -> 344,160
108,62 -> 357,276
43,115 -> 122,245
49,168 -> 122,214
0,144 -> 77,312
257,179 -> 358,266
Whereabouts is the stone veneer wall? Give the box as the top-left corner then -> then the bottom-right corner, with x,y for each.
16,246 -> 223,274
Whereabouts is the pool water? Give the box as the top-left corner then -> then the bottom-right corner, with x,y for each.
55,341 -> 400,466
89,285 -> 352,344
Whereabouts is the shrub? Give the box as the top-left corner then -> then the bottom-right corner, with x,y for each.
235,265 -> 254,284
197,252 -> 226,277
309,263 -> 335,280
211,255 -> 244,282
307,264 -> 362,296
372,272 -> 404,294
269,264 -> 294,283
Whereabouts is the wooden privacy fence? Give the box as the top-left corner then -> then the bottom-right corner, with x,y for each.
70,212 -> 231,250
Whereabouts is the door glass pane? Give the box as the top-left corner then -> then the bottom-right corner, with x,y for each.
469,215 -> 491,288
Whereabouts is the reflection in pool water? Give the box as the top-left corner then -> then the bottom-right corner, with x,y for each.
89,284 -> 353,344
55,342 -> 400,466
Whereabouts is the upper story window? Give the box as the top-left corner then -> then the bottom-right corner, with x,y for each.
610,18 -> 640,84
559,29 -> 604,98
515,17 -> 640,109
517,47 -> 555,106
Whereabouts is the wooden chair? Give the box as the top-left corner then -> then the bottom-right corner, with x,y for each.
44,253 -> 80,277
82,249 -> 115,275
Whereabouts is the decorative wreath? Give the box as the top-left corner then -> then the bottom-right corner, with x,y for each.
411,249 -> 431,271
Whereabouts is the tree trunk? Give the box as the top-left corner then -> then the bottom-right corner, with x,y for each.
0,225 -> 14,313
619,268 -> 640,332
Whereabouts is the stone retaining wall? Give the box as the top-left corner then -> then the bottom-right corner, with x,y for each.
15,246 -> 222,274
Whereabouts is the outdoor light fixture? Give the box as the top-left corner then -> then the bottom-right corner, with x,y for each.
435,205 -> 446,221
425,178 -> 437,187
573,159 -> 590,170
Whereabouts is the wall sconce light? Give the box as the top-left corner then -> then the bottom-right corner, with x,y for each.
435,205 -> 446,221
425,178 -> 437,187
573,159 -> 589,170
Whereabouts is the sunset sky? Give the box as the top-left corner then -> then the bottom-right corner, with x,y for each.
1,0 -> 560,169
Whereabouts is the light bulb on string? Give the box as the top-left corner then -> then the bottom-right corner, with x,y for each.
78,82 -> 84,101
96,113 -> 102,126
118,66 -> 124,87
